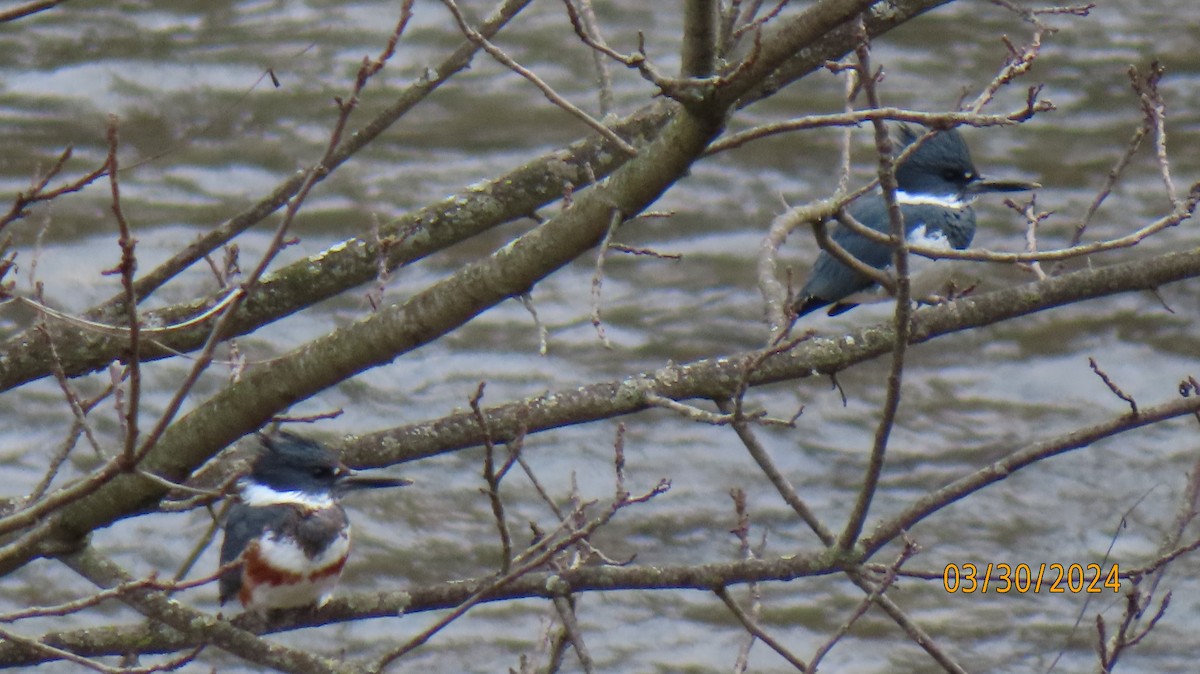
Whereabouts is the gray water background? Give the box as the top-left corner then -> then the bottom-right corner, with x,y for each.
1,1 -> 1199,672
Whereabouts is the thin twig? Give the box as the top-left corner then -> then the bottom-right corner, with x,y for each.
728,488 -> 769,674
567,0 -> 615,116
964,28 -> 1047,114
730,0 -> 786,41
1009,193 -> 1049,280
759,199 -> 830,338
1088,357 -> 1138,416
551,596 -> 595,674
373,479 -> 670,668
838,26 -> 909,551
0,0 -> 71,23
102,117 -> 141,465
715,586 -> 809,671
472,382 -> 514,571
0,145 -> 108,233
518,292 -> 549,355
716,0 -> 743,59
590,209 -> 623,349
836,60 -> 859,192
717,398 -> 835,546
855,572 -> 969,673
1130,61 -> 1177,206
708,104 -> 1049,155
171,501 -> 227,583
810,538 -> 918,671
645,393 -> 733,425
1060,120 -> 1148,255
29,331 -> 112,501
9,289 -> 243,338
443,0 -> 637,156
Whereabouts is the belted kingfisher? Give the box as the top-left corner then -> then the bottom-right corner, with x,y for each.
794,124 -> 1039,317
219,432 -> 411,613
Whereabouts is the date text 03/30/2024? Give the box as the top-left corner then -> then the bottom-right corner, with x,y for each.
942,563 -> 1121,594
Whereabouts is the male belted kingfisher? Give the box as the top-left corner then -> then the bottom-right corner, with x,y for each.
219,432 -> 411,613
794,124 -> 1039,317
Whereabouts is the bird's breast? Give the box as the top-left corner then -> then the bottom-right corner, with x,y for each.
238,525 -> 351,610
906,223 -> 952,250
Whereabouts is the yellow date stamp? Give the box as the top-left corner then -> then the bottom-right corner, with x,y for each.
943,562 -> 1121,594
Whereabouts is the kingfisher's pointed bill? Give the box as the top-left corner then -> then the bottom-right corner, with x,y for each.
965,175 -> 1041,194
336,470 -> 412,494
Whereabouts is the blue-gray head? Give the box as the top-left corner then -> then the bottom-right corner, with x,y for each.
894,124 -> 1039,199
249,432 -> 411,497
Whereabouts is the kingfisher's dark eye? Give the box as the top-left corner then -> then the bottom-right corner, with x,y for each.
311,466 -> 335,479
944,169 -> 969,182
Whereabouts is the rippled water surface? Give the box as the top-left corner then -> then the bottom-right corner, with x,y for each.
1,1 -> 1199,672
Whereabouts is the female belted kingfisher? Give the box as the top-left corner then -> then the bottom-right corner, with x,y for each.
794,124 -> 1039,317
219,432 -> 411,613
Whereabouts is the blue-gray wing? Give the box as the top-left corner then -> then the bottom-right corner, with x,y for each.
795,198 -> 976,317
219,502 -> 270,605
795,197 -> 893,315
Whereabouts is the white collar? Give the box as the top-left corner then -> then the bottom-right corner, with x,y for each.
894,190 -> 970,209
239,481 -> 334,509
